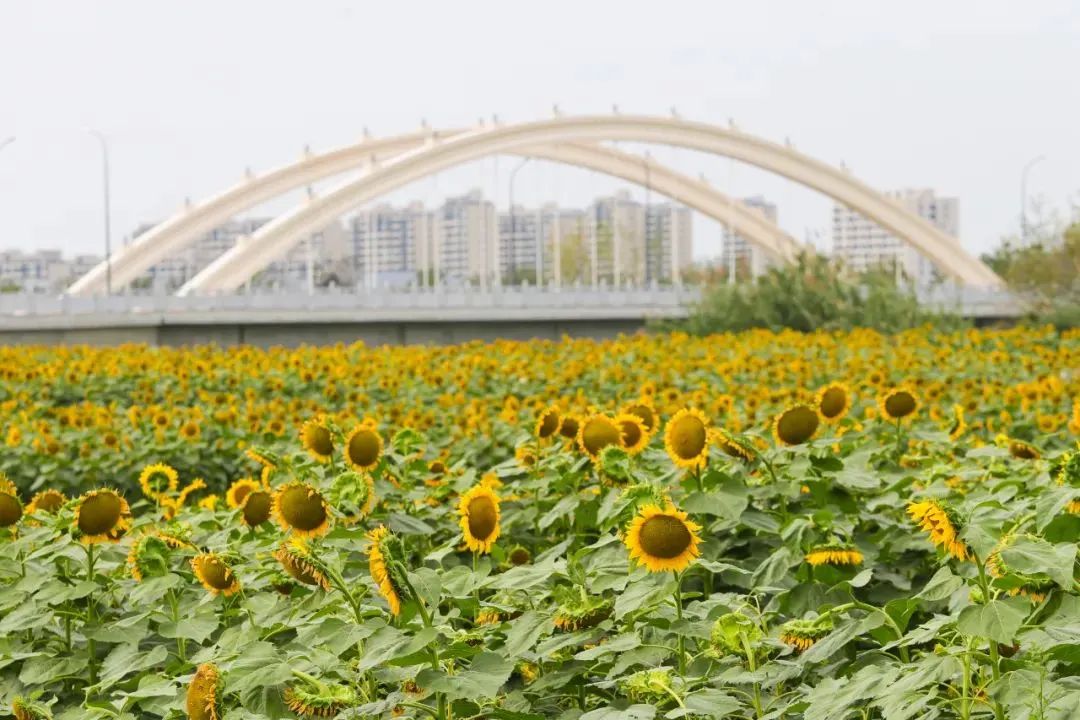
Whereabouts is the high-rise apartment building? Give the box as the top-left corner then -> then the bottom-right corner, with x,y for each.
722,195 -> 779,279
832,189 -> 958,287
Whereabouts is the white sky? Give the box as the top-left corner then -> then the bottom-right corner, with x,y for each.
1,0 -> 1077,260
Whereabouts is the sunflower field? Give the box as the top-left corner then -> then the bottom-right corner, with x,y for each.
1,326 -> 1080,720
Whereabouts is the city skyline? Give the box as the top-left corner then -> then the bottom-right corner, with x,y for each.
2,1 -> 1078,262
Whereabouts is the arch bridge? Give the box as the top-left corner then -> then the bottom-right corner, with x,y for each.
66,114 -> 1003,297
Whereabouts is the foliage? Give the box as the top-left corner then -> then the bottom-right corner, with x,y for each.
982,222 -> 1080,327
676,254 -> 962,334
1,328 -> 1080,718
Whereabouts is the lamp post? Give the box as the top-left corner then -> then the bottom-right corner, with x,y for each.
1020,155 -> 1045,245
507,157 -> 531,286
87,129 -> 113,295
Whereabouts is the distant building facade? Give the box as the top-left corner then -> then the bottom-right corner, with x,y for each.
832,188 -> 958,287
722,195 -> 778,279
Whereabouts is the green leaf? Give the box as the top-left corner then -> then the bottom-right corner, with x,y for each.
1000,538 -> 1077,589
957,598 -> 1029,644
670,689 -> 741,718
917,565 -> 964,602
575,633 -> 640,661
416,651 -> 513,701
580,705 -> 657,720
501,610 -> 554,659
615,575 -> 677,619
388,512 -> 435,535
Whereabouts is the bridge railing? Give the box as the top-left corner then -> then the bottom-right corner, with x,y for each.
0,285 -> 700,319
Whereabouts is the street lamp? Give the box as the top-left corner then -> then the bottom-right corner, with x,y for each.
87,129 -> 113,295
1020,154 -> 1045,245
507,157 -> 531,286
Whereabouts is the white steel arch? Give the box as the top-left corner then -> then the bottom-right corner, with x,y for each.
180,115 -> 1002,295
67,124 -> 804,296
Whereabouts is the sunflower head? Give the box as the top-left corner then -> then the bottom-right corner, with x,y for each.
344,424 -> 383,471
558,414 -> 582,442
127,533 -> 172,582
711,427 -> 757,463
0,475 -> 23,528
459,484 -> 501,554
773,404 -> 820,446
907,499 -> 971,561
274,537 -> 331,590
1007,438 -> 1041,460
624,503 -> 702,573
367,525 -> 412,616
191,553 -> 241,596
615,413 -> 649,455
138,462 -> 179,502
226,477 -> 260,509
508,545 -> 532,566
535,405 -> 561,440
623,400 -> 658,434
879,388 -> 919,421
986,535 -> 1056,603
805,543 -> 863,567
246,445 -> 281,469
948,404 -> 967,441
240,489 -> 273,527
779,616 -> 833,653
26,488 -> 66,515
186,663 -> 221,720
283,681 -> 356,718
11,696 -> 51,720
621,668 -> 685,705
709,611 -> 763,658
300,416 -> 335,463
578,414 -> 622,462
272,482 -> 331,538
664,408 -> 710,469
331,470 -> 377,523
552,585 -> 613,631
515,443 -> 539,468
816,383 -> 850,423
73,489 -> 131,543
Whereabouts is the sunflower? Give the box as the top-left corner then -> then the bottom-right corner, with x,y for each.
274,537 -> 330,590
624,503 -> 702,573
578,414 -> 622,461
1008,439 -> 1040,460
772,404 -> 820,446
622,400 -> 658,434
367,525 -> 410,616
241,489 -> 273,527
535,405 -> 561,440
300,416 -> 335,463
508,545 -> 532,566
272,482 -> 330,538
805,544 -> 863,567
879,388 -> 919,421
11,697 -> 51,720
245,446 -> 279,469
25,488 -> 66,515
459,483 -> 501,553
948,404 -> 967,441
186,663 -> 221,720
73,489 -> 131,543
711,427 -> 757,462
515,443 -> 538,468
179,420 -> 201,442
664,408 -> 710,469
127,533 -> 171,582
558,414 -> 582,442
615,413 -> 649,455
986,536 -> 1056,603
199,495 -> 221,512
907,499 -> 970,561
552,586 -> 614,631
226,477 -> 260,509
0,475 -> 23,528
344,424 -> 383,471
138,462 -> 179,502
780,617 -> 833,653
333,471 -> 377,523
191,553 -> 241,596
816,383 -> 850,423
283,682 -> 355,718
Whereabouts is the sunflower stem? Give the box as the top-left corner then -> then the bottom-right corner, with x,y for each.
84,543 -> 98,686
974,557 -> 1006,720
673,571 -> 686,677
740,632 -> 764,719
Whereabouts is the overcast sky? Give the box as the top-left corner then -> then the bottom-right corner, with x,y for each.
1,0 -> 1077,260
